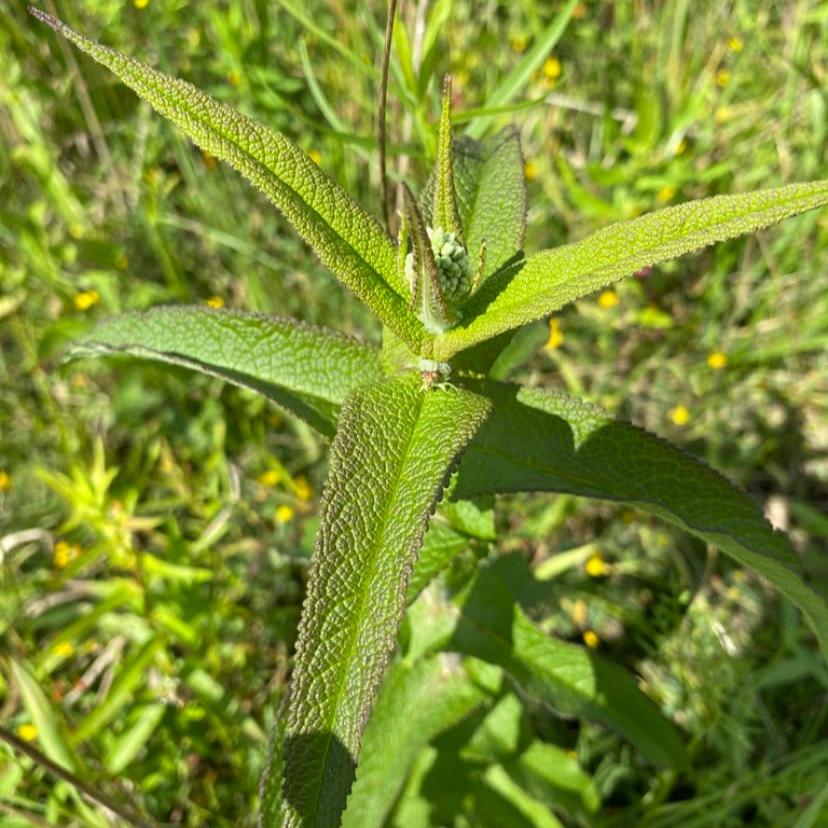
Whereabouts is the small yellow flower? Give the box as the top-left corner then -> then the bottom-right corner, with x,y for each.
675,138 -> 687,156
597,289 -> 619,309
69,223 -> 85,239
728,37 -> 744,52
0,471 -> 11,491
73,290 -> 100,311
543,56 -> 562,81
523,160 -> 540,181
583,630 -> 600,649
510,34 -> 528,53
205,296 -> 225,309
275,504 -> 295,524
707,351 -> 728,370
656,185 -> 676,203
134,0 -> 149,8
17,723 -> 38,742
545,318 -> 565,350
53,641 -> 74,658
201,150 -> 217,170
227,69 -> 242,86
585,554 -> 609,577
715,105 -> 730,124
54,540 -> 80,569
669,405 -> 690,426
716,69 -> 730,88
308,149 -> 322,165
293,476 -> 312,502
258,469 -> 281,488
114,253 -> 129,270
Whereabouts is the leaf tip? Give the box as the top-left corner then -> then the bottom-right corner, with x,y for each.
28,6 -> 59,29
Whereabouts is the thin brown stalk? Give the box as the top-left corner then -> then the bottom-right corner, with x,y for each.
378,0 -> 398,231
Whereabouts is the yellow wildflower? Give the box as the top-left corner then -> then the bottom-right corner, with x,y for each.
73,290 -> 100,311
598,289 -> 619,309
523,160 -> 540,181
583,630 -> 600,648
258,469 -> 281,488
227,70 -> 242,86
543,57 -> 562,81
134,0 -> 149,8
656,185 -> 676,203
585,554 -> 609,577
308,149 -> 322,165
728,37 -> 744,52
53,641 -> 74,658
669,405 -> 690,426
675,138 -> 687,156
716,69 -> 730,88
54,540 -> 80,569
205,296 -> 225,309
707,351 -> 728,370
715,106 -> 730,124
0,471 -> 11,491
275,504 -> 295,524
17,724 -> 38,742
294,476 -> 312,502
545,318 -> 564,350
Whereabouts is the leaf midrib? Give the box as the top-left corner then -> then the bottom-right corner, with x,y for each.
305,388 -> 428,823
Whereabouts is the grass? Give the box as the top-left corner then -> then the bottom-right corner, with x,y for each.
1,0 -> 826,825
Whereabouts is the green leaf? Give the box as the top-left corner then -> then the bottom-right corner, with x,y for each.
433,76 -> 465,243
8,659 -> 79,773
67,306 -> 384,437
104,703 -> 166,774
281,374 -> 490,827
435,180 -> 828,359
424,129 -> 527,284
30,10 -> 427,351
71,638 -> 163,745
454,381 -> 828,659
406,519 -> 469,604
448,554 -> 688,770
464,0 -> 579,140
342,655 -> 486,828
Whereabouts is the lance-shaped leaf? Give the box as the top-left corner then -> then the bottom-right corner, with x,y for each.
67,306 -> 384,437
434,180 -> 828,359
423,129 -> 527,283
281,375 -> 490,827
342,654 -> 487,828
433,76 -> 465,243
445,553 -> 688,770
454,381 -> 828,659
30,9 -> 427,351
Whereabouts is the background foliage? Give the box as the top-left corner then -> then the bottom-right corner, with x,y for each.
1,0 -> 827,825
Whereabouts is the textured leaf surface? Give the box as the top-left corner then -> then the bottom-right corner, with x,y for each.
282,375 -> 490,827
424,130 -> 526,282
448,554 -> 688,769
435,180 -> 828,358
31,10 -> 427,350
342,655 -> 486,828
455,382 -> 828,658
67,306 -> 383,436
